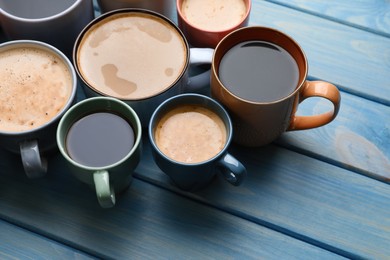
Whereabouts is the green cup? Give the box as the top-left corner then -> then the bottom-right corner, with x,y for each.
56,97 -> 142,208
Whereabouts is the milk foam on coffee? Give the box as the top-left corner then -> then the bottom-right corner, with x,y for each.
181,0 -> 246,31
77,12 -> 187,100
155,105 -> 227,163
0,47 -> 72,132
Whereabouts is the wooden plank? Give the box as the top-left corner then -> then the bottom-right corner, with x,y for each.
278,91 -> 390,181
0,219 -> 96,259
0,151 -> 341,260
134,135 -> 390,260
248,1 -> 390,105
267,0 -> 390,37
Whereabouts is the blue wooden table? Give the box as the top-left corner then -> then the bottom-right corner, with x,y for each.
1,1 -> 389,259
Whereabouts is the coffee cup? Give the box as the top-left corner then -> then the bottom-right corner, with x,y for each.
149,93 -> 246,191
176,0 -> 251,48
0,0 -> 95,58
73,8 -> 213,127
97,0 -> 175,21
56,97 -> 142,208
211,26 -> 341,146
0,40 -> 77,178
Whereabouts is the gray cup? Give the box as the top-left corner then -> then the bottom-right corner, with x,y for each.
0,0 -> 95,58
0,40 -> 77,178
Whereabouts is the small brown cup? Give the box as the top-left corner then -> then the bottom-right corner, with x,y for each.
211,26 -> 341,147
176,0 -> 251,48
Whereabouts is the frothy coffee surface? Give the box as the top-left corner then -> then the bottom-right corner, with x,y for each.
0,46 -> 72,132
77,12 -> 187,100
182,0 -> 247,31
155,105 -> 227,163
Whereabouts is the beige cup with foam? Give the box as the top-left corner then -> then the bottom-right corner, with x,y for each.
0,40 -> 77,178
73,8 -> 214,127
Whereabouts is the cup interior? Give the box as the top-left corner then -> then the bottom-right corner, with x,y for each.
73,8 -> 190,101
0,40 -> 77,135
213,26 -> 308,101
176,0 -> 251,32
0,0 -> 78,19
57,97 -> 142,170
149,93 -> 232,164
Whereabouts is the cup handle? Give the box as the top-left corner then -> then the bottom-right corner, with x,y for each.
288,80 -> 341,131
217,153 -> 246,186
93,170 -> 116,208
19,140 -> 47,179
187,48 -> 214,91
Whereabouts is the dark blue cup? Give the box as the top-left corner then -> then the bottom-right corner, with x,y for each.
149,93 -> 246,191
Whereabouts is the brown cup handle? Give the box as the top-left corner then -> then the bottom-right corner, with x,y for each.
288,80 -> 341,131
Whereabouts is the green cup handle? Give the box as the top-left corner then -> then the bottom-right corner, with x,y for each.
93,170 -> 116,208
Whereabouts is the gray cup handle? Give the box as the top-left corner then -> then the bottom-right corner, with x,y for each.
20,140 -> 47,179
217,153 -> 246,186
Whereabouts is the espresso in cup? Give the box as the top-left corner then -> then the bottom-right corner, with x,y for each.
0,46 -> 73,132
76,11 -> 187,100
66,112 -> 135,168
57,97 -> 142,208
181,0 -> 247,31
219,40 -> 299,102
155,105 -> 227,163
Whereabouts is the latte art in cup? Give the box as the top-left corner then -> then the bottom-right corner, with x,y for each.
76,12 -> 187,100
0,46 -> 72,132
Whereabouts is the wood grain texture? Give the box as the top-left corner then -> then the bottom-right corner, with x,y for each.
134,135 -> 390,260
0,153 -> 341,260
249,1 -> 390,105
0,1 -> 389,259
0,219 -> 95,259
267,0 -> 390,37
277,91 -> 390,181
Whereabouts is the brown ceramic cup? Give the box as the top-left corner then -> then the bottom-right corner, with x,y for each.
176,0 -> 251,48
211,26 -> 341,147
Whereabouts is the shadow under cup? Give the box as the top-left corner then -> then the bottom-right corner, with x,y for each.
211,26 -> 341,147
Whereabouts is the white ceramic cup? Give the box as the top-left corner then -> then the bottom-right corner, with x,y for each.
0,40 -> 77,178
0,0 -> 95,57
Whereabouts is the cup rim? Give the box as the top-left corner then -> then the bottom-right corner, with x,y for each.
148,93 -> 233,166
73,8 -> 191,102
176,0 -> 252,33
0,40 -> 77,136
56,96 -> 142,171
212,26 -> 309,105
0,0 -> 84,22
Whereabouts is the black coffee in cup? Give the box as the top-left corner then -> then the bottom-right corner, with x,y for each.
66,112 -> 135,167
219,40 -> 299,102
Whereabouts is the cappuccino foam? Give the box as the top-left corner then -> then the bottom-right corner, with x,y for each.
0,46 -> 72,132
182,0 -> 247,31
77,12 -> 187,100
155,105 -> 227,163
